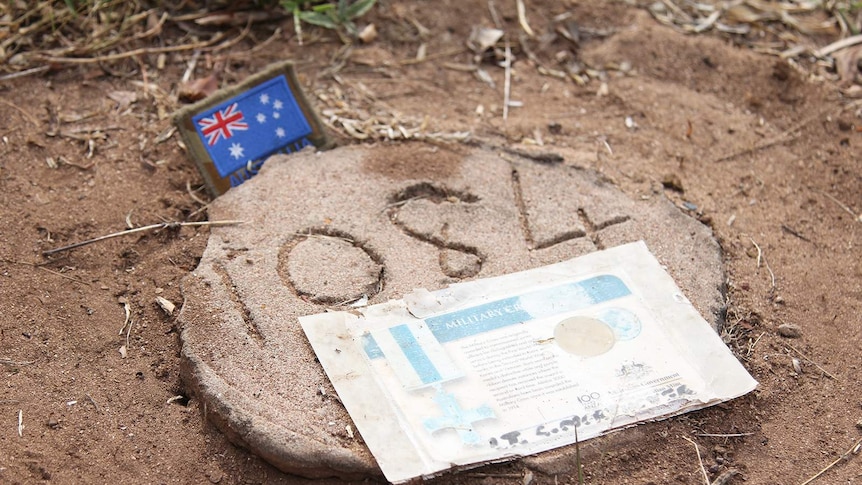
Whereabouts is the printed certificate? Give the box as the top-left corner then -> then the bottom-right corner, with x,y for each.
301,241 -> 757,483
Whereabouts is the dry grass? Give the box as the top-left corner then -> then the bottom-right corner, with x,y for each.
0,1 -> 284,76
648,0 -> 862,94
2,1 -> 860,78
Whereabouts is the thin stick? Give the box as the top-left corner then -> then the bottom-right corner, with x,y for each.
186,203 -> 211,220
715,105 -> 833,163
185,180 -> 209,206
0,99 -> 39,126
746,331 -> 765,357
17,410 -> 23,437
503,41 -> 512,121
181,50 -> 201,84
35,34 -> 226,65
799,436 -> 862,485
574,425 -> 584,485
212,17 -> 254,54
134,54 -> 150,99
682,436 -> 709,485
124,317 -> 133,352
748,237 -> 776,291
816,34 -> 862,57
819,190 -> 861,223
39,265 -> 88,284
516,0 -> 535,36
464,473 -> 522,478
397,47 -> 467,66
42,220 -> 244,256
696,432 -> 754,438
119,301 -> 131,336
0,258 -> 41,267
0,66 -> 51,83
132,11 -> 167,42
0,257 -> 90,285
487,0 -> 503,29
84,394 -> 101,413
240,26 -> 282,56
785,343 -> 838,380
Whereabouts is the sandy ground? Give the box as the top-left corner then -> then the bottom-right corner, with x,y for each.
1,1 -> 861,484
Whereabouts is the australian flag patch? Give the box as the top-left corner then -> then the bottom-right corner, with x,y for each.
173,61 -> 329,196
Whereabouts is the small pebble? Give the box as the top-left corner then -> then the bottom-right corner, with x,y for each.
777,323 -> 801,338
205,464 -> 223,484
358,23 -> 378,44
791,358 -> 802,374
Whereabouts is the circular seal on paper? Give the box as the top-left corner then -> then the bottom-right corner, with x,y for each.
599,308 -> 643,341
554,316 -> 616,357
178,143 -> 725,479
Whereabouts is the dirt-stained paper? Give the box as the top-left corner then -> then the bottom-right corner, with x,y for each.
301,241 -> 757,483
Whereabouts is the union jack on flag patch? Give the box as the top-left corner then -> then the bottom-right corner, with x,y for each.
173,61 -> 328,195
191,75 -> 313,178
198,103 -> 248,146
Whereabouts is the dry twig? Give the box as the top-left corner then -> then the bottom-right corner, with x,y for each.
85,394 -> 101,413
42,220 -> 243,256
119,300 -> 132,359
785,342 -> 838,380
711,469 -> 740,485
817,34 -> 862,57
397,47 -> 467,66
748,237 -> 776,292
696,432 -> 754,438
682,435 -> 709,485
516,0 -> 534,37
799,436 -> 862,485
503,41 -> 512,121
0,257 -> 90,285
0,99 -> 39,126
0,66 -> 50,82
819,190 -> 862,223
715,107 -> 828,163
34,34 -> 226,65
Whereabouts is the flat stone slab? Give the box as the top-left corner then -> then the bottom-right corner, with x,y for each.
178,142 -> 724,479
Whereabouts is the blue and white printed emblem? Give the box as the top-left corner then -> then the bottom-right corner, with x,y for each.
191,75 -> 313,178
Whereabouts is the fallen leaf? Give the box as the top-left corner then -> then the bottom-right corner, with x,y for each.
107,90 -> 138,110
178,74 -> 218,103
835,44 -> 862,89
468,27 -> 504,54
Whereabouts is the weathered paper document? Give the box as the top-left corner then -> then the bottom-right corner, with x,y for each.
301,241 -> 757,483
